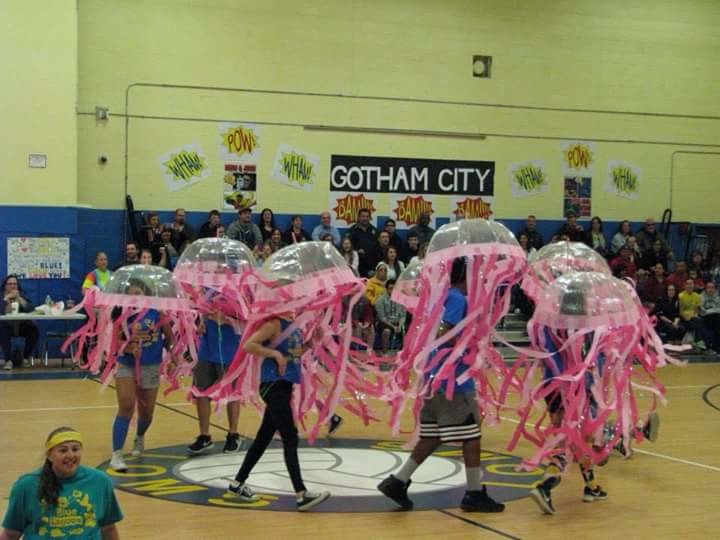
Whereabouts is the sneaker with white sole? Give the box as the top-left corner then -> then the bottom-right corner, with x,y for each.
529,483 -> 555,515
188,435 -> 214,455
109,450 -> 128,472
582,486 -> 608,502
297,491 -> 331,511
227,481 -> 260,502
3,360 -> 12,371
131,436 -> 144,457
223,433 -> 242,453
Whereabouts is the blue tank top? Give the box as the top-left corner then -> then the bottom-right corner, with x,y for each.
260,319 -> 302,384
119,309 -> 164,366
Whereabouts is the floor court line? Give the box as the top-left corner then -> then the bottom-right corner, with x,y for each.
498,415 -> 720,473
0,402 -> 193,413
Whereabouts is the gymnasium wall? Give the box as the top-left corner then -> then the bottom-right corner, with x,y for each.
75,0 -> 720,221
0,0 -> 78,206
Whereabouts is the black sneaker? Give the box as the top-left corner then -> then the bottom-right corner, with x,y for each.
223,433 -> 242,453
460,485 -> 505,513
529,483 -> 555,515
297,491 -> 331,512
377,475 -> 413,510
227,481 -> 260,502
642,412 -> 660,443
188,435 -> 214,455
582,486 -> 608,502
328,415 -> 344,436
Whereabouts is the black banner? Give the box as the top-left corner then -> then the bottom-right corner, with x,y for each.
330,155 -> 494,196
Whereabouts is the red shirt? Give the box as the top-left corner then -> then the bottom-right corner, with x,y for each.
610,256 -> 637,279
641,277 -> 667,304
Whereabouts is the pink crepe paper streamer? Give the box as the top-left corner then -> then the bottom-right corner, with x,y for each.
62,286 -> 198,392
384,242 -> 527,446
504,277 -> 684,470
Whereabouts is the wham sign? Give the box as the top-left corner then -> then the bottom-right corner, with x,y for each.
329,155 -> 495,229
330,155 -> 494,195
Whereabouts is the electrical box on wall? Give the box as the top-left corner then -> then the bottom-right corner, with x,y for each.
473,55 -> 492,78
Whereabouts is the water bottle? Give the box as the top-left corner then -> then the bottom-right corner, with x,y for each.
45,294 -> 52,306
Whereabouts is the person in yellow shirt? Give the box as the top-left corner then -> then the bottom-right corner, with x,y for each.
365,263 -> 389,306
678,279 -> 711,350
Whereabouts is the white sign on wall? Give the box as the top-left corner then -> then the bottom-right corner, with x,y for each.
7,237 -> 70,279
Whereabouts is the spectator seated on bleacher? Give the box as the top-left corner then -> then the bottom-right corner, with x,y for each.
610,245 -> 637,279
197,210 -> 222,239
584,216 -> 607,256
311,211 -> 340,246
283,215 -> 311,245
640,263 -> 667,311
688,269 -> 705,292
382,246 -> 405,282
688,250 -> 708,281
1,275 -> 39,370
349,209 -> 379,278
351,296 -> 375,351
399,231 -> 420,265
165,208 -> 196,253
158,228 -> 179,269
258,208 -> 276,243
409,212 -> 435,246
339,237 -> 359,276
610,220 -> 633,256
679,278 -> 712,350
668,261 -> 689,291
375,279 -> 406,355
115,241 -> 140,270
639,239 -> 670,270
555,212 -> 584,243
518,214 -> 545,251
383,219 -> 403,253
699,281 -> 720,352
365,263 -> 388,307
708,251 -> 720,288
227,205 -> 263,252
635,218 -> 672,258
652,283 -> 685,343
145,212 -> 163,250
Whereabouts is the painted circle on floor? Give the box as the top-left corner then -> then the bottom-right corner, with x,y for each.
102,438 -> 541,512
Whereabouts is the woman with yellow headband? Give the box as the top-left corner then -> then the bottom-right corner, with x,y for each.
1,427 -> 123,540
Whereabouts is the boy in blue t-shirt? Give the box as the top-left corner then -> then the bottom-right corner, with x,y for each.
378,258 -> 505,513
188,313 -> 243,455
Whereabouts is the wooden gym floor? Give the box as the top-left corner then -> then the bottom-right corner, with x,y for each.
1,363 -> 718,539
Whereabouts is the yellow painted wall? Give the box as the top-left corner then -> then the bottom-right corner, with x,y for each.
0,0 -> 77,206
74,0 -> 720,220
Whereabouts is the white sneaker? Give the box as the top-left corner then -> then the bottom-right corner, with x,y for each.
131,436 -> 144,457
3,360 -> 12,371
110,450 -> 128,472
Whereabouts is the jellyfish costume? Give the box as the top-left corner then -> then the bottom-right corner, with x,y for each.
171,238 -> 258,394
173,237 -> 257,321
63,265 -> 197,388
385,218 -> 527,440
506,271 -> 678,469
201,241 -> 384,441
521,241 -> 611,304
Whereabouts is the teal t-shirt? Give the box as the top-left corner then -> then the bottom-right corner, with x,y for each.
2,465 -> 123,539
